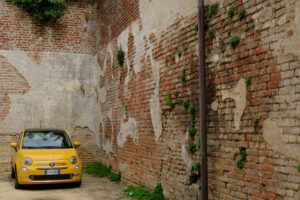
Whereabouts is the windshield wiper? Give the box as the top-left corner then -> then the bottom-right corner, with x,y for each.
22,146 -> 40,149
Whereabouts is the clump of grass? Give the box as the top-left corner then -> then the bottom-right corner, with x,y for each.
118,48 -> 125,67
238,8 -> 246,20
235,147 -> 247,169
181,101 -> 190,110
124,183 -> 164,200
254,118 -> 259,124
165,90 -> 174,108
85,161 -> 111,178
222,23 -> 228,28
109,171 -> 121,184
195,23 -> 198,32
230,36 -> 240,49
188,141 -> 197,154
188,104 -> 196,121
174,91 -> 180,97
188,126 -> 197,139
207,29 -> 216,39
298,164 -> 300,173
228,7 -> 236,19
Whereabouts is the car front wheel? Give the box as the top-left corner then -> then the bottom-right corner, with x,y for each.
15,168 -> 22,189
11,166 -> 15,179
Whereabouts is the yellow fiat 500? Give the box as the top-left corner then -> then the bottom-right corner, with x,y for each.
10,128 -> 82,189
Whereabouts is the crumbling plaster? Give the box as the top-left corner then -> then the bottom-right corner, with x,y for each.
0,50 -> 100,145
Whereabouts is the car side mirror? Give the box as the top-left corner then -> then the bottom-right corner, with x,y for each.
10,143 -> 17,151
74,142 -> 81,148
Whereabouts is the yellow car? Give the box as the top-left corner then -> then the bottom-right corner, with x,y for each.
10,128 -> 82,189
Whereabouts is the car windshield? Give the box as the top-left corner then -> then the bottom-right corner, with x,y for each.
22,131 -> 73,149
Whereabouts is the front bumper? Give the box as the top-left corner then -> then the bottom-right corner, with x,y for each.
17,164 -> 82,185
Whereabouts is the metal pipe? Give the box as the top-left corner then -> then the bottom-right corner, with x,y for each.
197,0 -> 208,199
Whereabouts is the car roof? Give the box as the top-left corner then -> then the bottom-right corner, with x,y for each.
24,128 -> 66,133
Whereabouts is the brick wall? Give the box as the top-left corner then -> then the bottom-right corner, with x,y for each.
96,0 -> 300,199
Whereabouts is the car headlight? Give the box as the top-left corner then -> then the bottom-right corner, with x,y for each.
23,158 -> 32,166
70,156 -> 78,164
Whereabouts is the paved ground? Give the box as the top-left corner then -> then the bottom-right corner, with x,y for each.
0,173 -> 131,200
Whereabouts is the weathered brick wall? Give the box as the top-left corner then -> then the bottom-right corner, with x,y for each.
96,0 -> 300,199
0,1 -> 100,167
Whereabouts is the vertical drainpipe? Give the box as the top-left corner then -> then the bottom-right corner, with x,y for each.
197,0 -> 208,199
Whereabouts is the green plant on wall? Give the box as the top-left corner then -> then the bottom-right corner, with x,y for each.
230,36 -> 240,49
238,8 -> 246,20
118,48 -> 125,67
191,162 -> 201,175
235,147 -> 247,169
188,141 -> 196,154
298,164 -> 300,173
208,3 -> 218,18
207,29 -> 216,39
188,104 -> 196,121
165,90 -> 174,108
227,7 -> 236,19
188,126 -> 197,139
6,0 -> 67,21
180,69 -> 187,83
181,101 -> 190,110
245,77 -> 251,86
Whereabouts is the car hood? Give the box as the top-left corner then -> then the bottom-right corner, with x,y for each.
19,149 -> 78,161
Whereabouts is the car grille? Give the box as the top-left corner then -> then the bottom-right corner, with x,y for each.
29,174 -> 74,181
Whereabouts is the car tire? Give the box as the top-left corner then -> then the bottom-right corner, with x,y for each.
73,181 -> 82,187
15,168 -> 22,189
11,166 -> 15,179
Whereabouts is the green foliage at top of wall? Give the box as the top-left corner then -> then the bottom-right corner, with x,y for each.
6,0 -> 67,21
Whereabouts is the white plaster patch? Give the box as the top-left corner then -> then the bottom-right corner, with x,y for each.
117,118 -> 138,148
98,87 -> 107,104
220,78 -> 247,131
211,99 -> 219,111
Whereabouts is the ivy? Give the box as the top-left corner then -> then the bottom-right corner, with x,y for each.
235,147 -> 247,169
6,0 -> 67,21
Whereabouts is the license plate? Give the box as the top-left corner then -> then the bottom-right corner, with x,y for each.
45,169 -> 60,175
